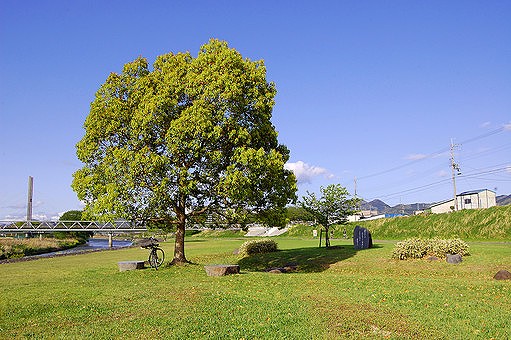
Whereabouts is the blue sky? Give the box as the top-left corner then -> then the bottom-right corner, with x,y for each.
1,1 -> 510,220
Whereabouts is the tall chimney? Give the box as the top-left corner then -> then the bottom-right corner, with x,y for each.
27,176 -> 33,221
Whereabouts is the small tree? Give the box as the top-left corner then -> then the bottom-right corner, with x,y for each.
300,184 -> 360,247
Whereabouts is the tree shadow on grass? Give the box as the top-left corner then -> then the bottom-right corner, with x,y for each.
238,245 -> 360,273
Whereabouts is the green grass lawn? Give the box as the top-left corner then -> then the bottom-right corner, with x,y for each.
1,237 -> 510,339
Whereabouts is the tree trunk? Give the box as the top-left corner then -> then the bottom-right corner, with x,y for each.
325,226 -> 330,247
171,213 -> 188,264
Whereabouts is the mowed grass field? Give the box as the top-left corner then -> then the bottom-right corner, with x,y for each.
1,237 -> 510,339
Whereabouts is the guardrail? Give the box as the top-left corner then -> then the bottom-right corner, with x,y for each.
0,220 -> 147,233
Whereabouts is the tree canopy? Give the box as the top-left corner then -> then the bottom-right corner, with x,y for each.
56,210 -> 91,241
72,39 -> 297,264
300,184 -> 359,247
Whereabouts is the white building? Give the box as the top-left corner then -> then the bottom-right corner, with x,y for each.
430,189 -> 496,214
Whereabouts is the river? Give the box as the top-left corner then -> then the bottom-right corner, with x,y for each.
38,238 -> 133,257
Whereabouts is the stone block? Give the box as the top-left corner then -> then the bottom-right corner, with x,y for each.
353,225 -> 373,250
446,254 -> 462,264
118,261 -> 145,272
204,264 -> 240,276
494,269 -> 511,280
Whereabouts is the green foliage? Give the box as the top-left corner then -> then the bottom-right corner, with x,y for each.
352,205 -> 511,240
300,184 -> 359,246
238,238 -> 278,256
285,223 -> 348,238
431,238 -> 470,257
54,210 -> 92,242
286,205 -> 314,222
285,223 -> 318,237
392,238 -> 470,260
59,210 -> 83,220
301,184 -> 359,227
72,39 -> 297,263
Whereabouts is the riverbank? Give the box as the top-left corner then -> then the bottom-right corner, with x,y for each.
0,237 -> 82,260
0,237 -> 133,264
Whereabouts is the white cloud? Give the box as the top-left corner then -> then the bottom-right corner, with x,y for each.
504,122 -> 511,131
3,214 -> 25,220
285,161 -> 334,184
437,170 -> 449,178
1,212 -> 62,221
481,121 -> 491,128
405,153 -> 427,161
31,213 -> 50,221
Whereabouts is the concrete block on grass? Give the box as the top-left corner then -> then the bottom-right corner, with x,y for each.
118,261 -> 145,272
204,264 -> 240,276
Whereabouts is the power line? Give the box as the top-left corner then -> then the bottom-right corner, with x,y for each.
458,126 -> 506,145
362,165 -> 510,202
357,127 -> 507,181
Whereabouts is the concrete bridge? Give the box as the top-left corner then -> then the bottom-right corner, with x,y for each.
0,220 -> 147,247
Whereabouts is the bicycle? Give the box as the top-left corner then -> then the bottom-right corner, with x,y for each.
140,237 -> 165,269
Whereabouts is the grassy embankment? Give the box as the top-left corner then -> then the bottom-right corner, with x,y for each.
286,205 -> 511,241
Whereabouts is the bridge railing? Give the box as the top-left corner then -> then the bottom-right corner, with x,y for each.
0,220 -> 147,233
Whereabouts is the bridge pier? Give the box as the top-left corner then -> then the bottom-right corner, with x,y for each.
108,233 -> 113,248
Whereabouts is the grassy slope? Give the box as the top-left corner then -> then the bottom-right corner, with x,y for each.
350,205 -> 511,240
1,237 -> 510,339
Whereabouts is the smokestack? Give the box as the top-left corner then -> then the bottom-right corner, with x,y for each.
27,176 -> 33,221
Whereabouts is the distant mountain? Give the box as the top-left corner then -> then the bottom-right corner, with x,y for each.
497,195 -> 511,206
360,199 -> 390,212
359,194 -> 510,215
360,200 -> 429,215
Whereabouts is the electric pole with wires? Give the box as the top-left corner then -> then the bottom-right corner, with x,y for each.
450,139 -> 461,211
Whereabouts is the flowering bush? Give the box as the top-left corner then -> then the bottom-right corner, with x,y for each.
392,238 -> 470,260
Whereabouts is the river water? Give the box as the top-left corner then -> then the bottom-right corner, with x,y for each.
38,238 -> 133,257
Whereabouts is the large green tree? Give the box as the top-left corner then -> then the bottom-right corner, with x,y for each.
300,184 -> 359,247
72,39 -> 296,264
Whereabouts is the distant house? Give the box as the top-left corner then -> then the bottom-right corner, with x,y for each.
347,209 -> 379,222
430,189 -> 496,214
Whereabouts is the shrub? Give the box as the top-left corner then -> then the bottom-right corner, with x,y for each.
391,238 -> 430,260
430,238 -> 470,257
392,238 -> 470,260
238,239 -> 278,257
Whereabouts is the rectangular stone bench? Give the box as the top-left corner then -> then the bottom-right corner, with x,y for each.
118,261 -> 145,272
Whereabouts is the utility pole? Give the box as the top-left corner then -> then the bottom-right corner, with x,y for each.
450,139 -> 461,211
27,176 -> 33,221
354,176 -> 361,211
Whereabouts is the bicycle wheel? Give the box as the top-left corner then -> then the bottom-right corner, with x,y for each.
148,247 -> 165,269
